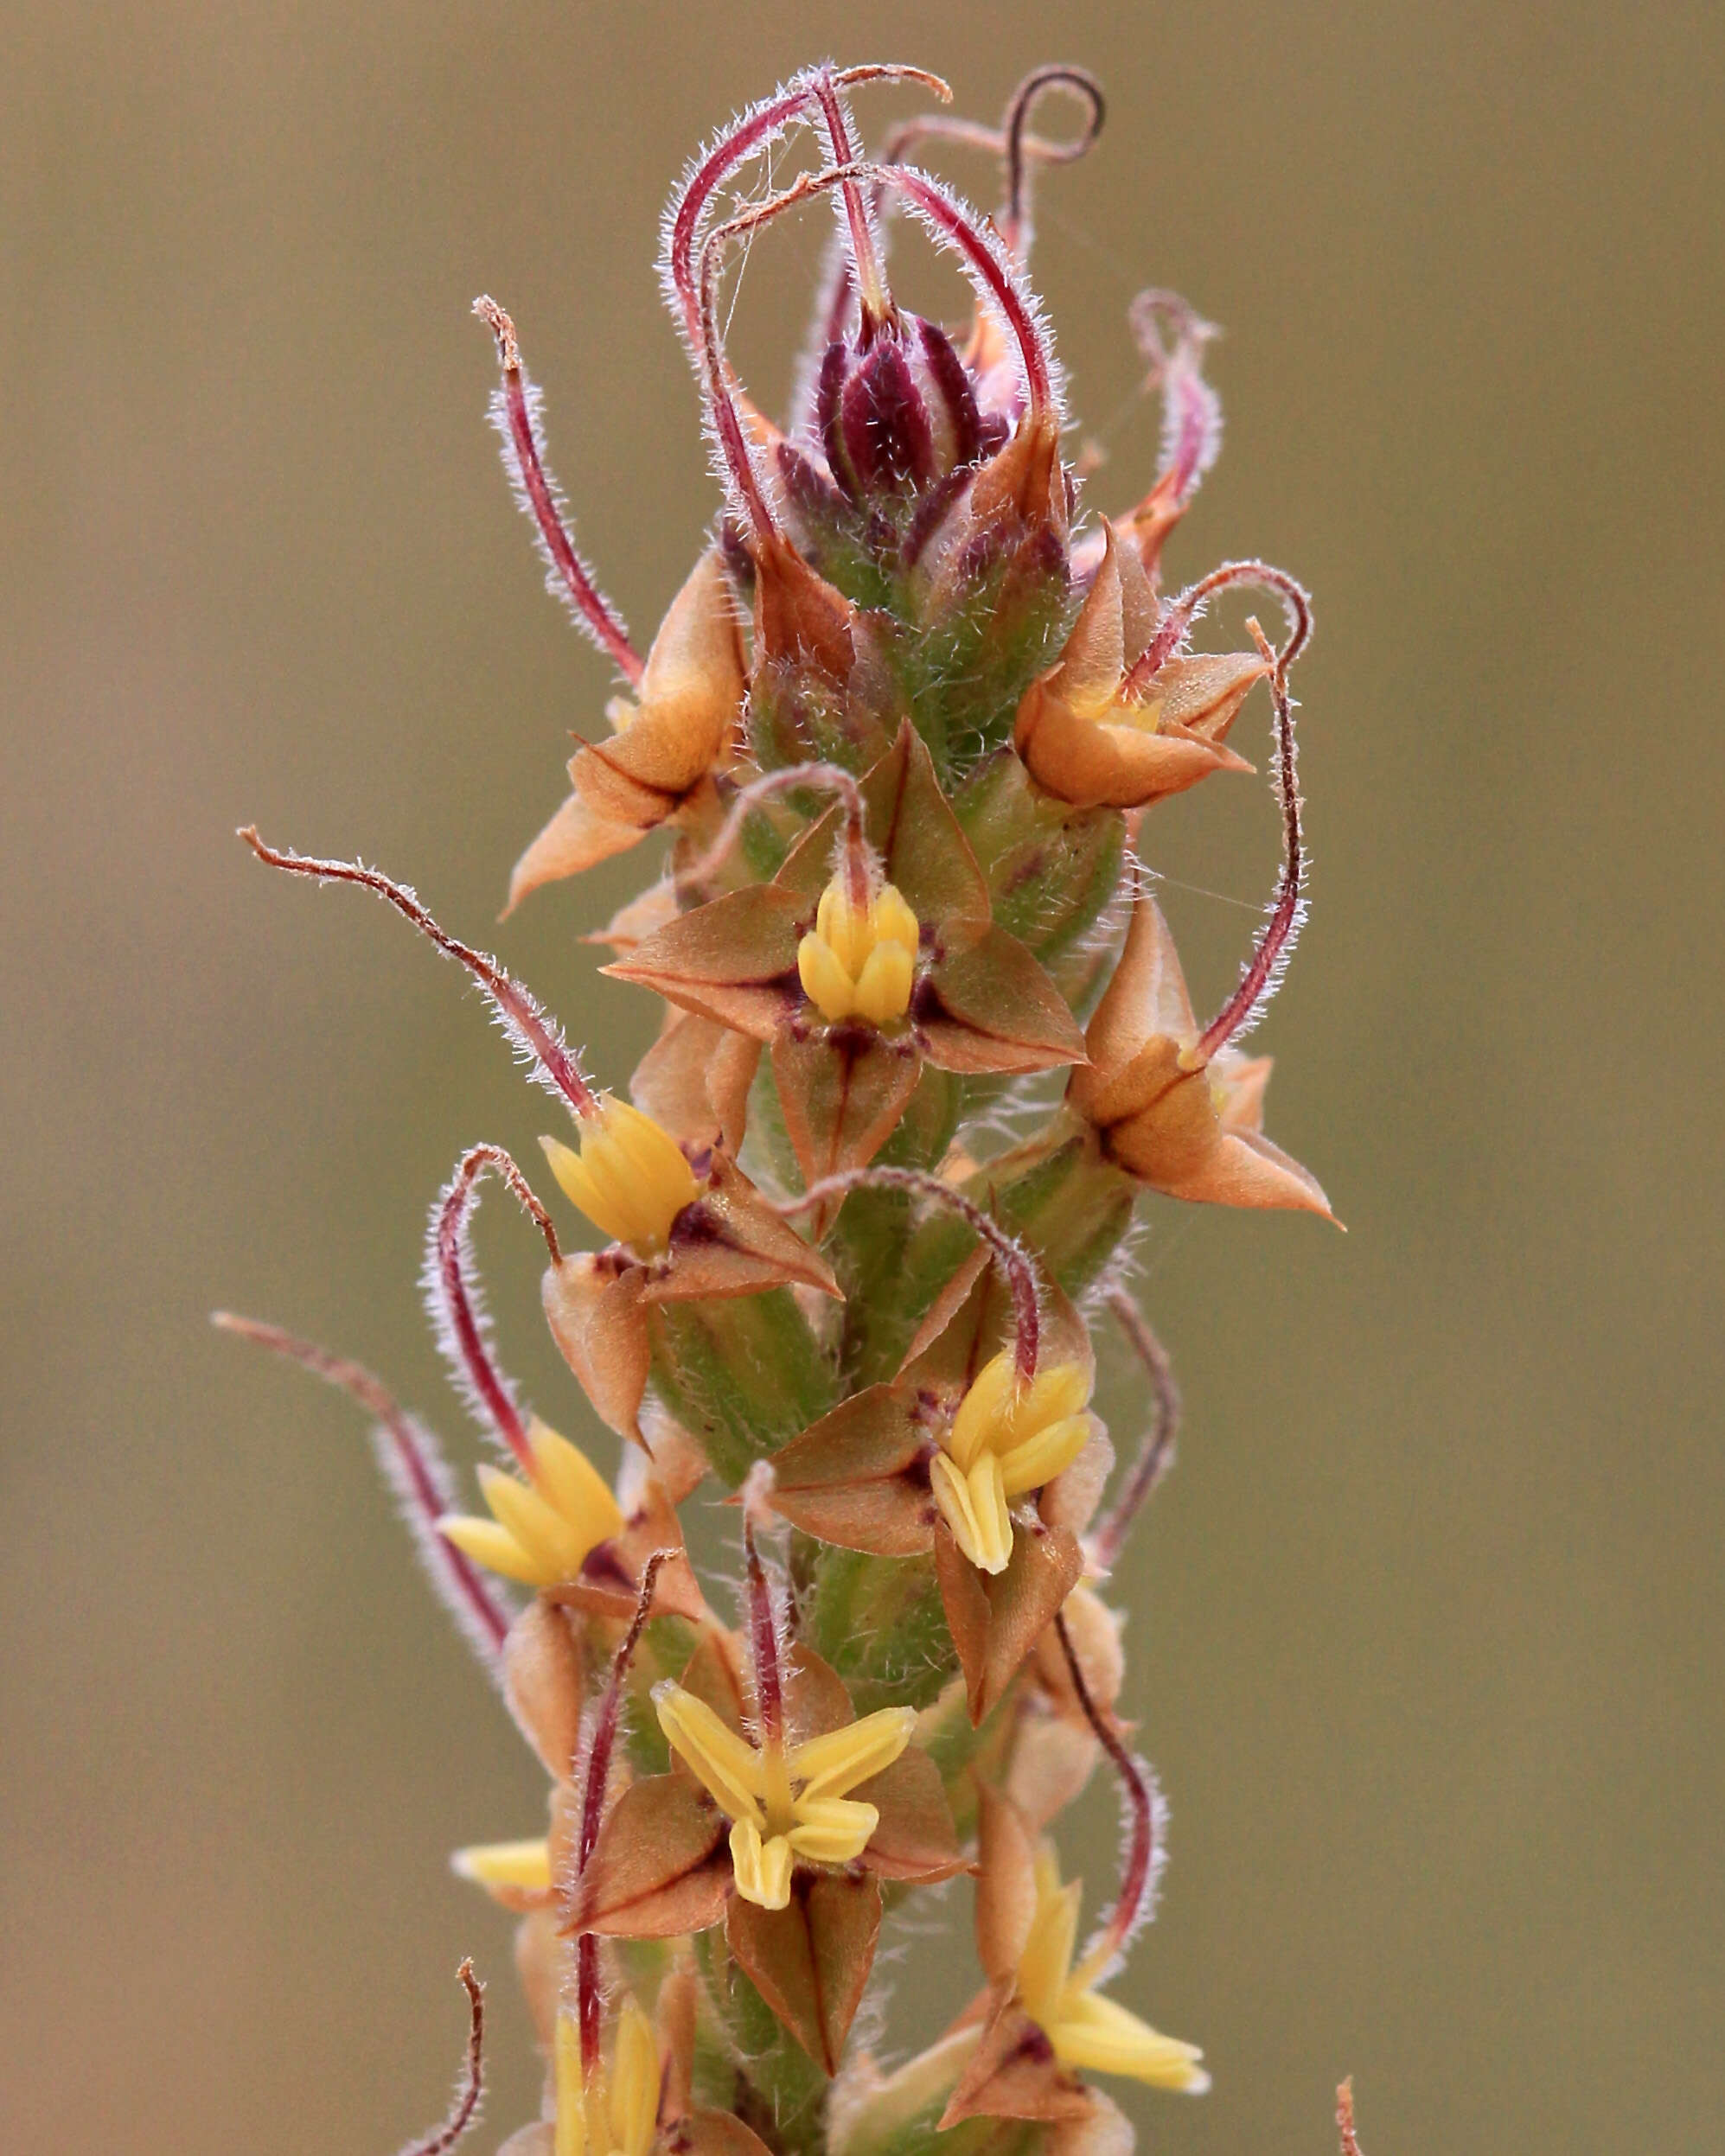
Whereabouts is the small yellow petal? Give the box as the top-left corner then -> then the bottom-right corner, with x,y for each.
791,1705 -> 917,1800
478,1463 -> 589,1583
437,1511 -> 543,1585
1051,1992 -> 1209,2090
853,939 -> 914,1024
998,1411 -> 1093,1498
609,1999 -> 661,2156
1018,1859 -> 1083,2025
450,1836 -> 553,1896
931,1451 -> 1013,1573
1018,1360 -> 1092,1434
729,1818 -> 794,1910
655,1684 -> 765,1827
947,1351 -> 1017,1470
542,1097 -> 697,1255
786,1796 -> 879,1866
798,931 -> 857,1022
872,883 -> 920,953
815,881 -> 853,964
542,1134 -> 620,1241
527,1418 -> 625,1549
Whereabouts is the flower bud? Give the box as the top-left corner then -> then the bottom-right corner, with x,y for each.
541,1097 -> 699,1257
796,877 -> 919,1025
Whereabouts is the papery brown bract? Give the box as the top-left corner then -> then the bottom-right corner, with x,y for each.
541,1146 -> 840,1445
1068,890 -> 1333,1216
1016,524 -> 1266,811
509,550 -> 747,910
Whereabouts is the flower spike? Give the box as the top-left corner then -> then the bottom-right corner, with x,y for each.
473,297 -> 643,685
233,61 -> 1335,2140
211,1314 -> 512,1662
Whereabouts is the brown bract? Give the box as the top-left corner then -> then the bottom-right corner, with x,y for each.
604,724 -> 1085,1193
541,1150 -> 840,1446
1016,524 -> 1265,811
769,1264 -> 1099,1725
568,1639 -> 962,2070
509,550 -> 745,910
1068,892 -> 1333,1217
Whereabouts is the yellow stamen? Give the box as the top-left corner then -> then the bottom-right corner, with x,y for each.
654,1681 -> 916,1908
796,877 -> 919,1025
933,1351 -> 1093,1572
437,1415 -> 624,1589
542,1094 -> 699,1255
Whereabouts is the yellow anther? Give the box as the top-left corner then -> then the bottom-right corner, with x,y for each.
438,1416 -> 623,1588
450,1835 -> 553,1897
1016,1842 -> 1209,2093
932,1351 -> 1093,1572
542,1094 -> 699,1255
655,1680 -> 916,1909
796,877 -> 919,1025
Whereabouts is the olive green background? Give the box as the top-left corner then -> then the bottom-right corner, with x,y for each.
4,3 -> 1721,2150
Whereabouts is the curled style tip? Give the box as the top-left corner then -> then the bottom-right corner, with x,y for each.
397,1959 -> 486,2156
999,65 -> 1105,257
472,297 -> 642,686
876,65 -> 1103,269
239,830 -> 598,1118
426,1145 -> 561,1477
211,1315 -> 511,1662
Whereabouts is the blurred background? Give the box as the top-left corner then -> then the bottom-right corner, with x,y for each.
4,2 -> 1722,2150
